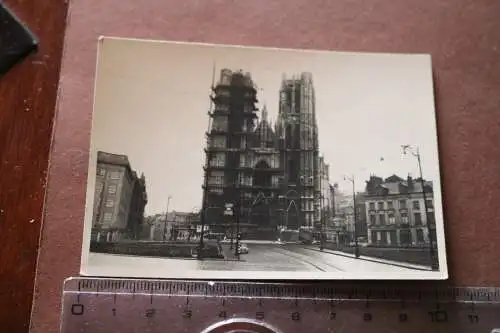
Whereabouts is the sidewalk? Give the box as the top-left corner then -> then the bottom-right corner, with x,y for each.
304,246 -> 433,271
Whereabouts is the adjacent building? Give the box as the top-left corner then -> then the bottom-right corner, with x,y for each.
317,156 -> 332,235
201,69 -> 331,240
328,183 -> 369,244
91,151 -> 148,242
354,192 -> 368,239
364,174 -> 435,247
168,211 -> 194,240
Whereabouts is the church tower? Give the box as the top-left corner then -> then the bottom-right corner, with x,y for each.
201,69 -> 259,234
277,72 -> 319,230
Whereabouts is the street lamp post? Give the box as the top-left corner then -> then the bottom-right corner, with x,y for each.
402,145 -> 438,270
344,175 -> 360,258
319,192 -> 325,251
163,195 -> 172,241
234,194 -> 241,259
318,166 -> 325,251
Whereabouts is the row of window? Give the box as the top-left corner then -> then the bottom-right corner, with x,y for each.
97,167 -> 123,180
369,212 -> 435,226
371,229 -> 426,244
240,155 -> 279,168
368,199 -> 434,211
96,182 -> 117,195
207,172 -> 282,187
211,116 -> 254,133
209,153 -> 282,169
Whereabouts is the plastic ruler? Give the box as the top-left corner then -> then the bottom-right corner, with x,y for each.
61,277 -> 500,333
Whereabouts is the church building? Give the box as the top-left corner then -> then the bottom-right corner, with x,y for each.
201,69 -> 331,240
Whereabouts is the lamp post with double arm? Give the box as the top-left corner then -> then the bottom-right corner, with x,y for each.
401,144 -> 438,270
163,195 -> 172,241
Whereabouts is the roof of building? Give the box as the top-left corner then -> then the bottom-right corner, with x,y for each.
97,151 -> 145,184
366,174 -> 433,196
97,151 -> 131,166
254,105 -> 276,140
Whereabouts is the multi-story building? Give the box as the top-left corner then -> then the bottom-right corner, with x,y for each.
201,69 -> 330,240
364,174 -> 435,247
317,156 -> 332,235
356,193 -> 368,239
92,151 -> 148,242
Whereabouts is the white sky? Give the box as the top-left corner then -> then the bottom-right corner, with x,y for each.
91,38 -> 440,215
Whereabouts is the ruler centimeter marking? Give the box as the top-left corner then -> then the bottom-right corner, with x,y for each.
68,278 -> 500,302
61,277 -> 500,333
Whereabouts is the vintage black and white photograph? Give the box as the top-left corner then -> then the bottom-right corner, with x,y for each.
80,37 -> 447,279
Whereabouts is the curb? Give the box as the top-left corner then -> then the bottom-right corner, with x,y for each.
303,246 -> 433,271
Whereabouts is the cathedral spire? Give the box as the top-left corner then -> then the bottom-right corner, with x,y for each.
261,104 -> 268,122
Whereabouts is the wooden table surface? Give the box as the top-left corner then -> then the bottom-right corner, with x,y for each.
0,1 -> 67,333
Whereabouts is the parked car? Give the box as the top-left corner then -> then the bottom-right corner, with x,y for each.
238,243 -> 249,254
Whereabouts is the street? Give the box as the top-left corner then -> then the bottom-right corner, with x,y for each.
87,243 -> 422,274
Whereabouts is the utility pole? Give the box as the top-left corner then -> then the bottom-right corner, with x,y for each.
319,164 -> 324,251
402,145 -> 437,270
234,191 -> 241,259
163,195 -> 172,241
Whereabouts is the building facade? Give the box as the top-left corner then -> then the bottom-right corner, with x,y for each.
364,174 -> 435,247
92,151 -> 148,242
354,192 -> 368,239
317,156 -> 332,236
201,69 -> 331,240
276,72 -> 319,231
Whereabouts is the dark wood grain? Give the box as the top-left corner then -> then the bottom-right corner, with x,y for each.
29,0 -> 500,333
0,1 -> 67,333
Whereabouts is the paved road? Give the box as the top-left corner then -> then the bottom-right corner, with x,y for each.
203,244 -> 331,271
87,243 -> 418,275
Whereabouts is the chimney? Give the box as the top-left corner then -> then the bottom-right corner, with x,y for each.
407,174 -> 413,192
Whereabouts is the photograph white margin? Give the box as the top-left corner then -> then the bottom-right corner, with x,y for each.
79,37 -> 449,280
